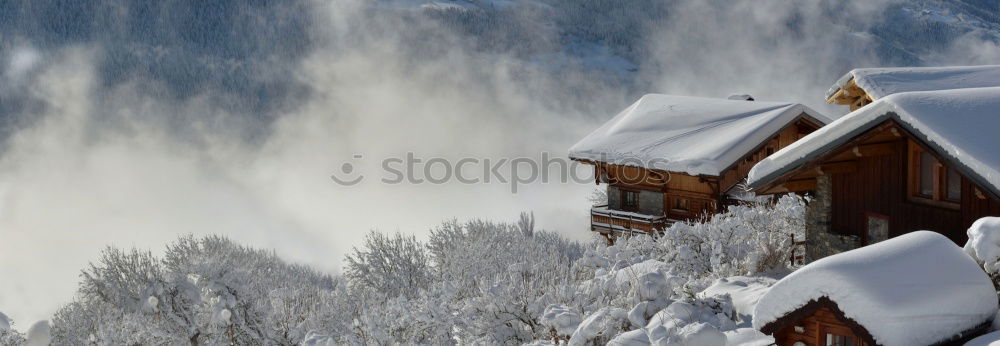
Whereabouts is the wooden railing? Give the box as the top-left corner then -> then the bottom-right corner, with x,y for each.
789,234 -> 806,267
590,205 -> 669,236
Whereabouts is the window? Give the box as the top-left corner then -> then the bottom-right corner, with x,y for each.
673,197 -> 689,212
918,151 -> 935,197
622,190 -> 639,211
909,143 -> 961,206
826,333 -> 854,346
821,324 -> 859,346
947,167 -> 961,201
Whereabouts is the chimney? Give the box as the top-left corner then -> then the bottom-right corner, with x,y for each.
727,94 -> 754,101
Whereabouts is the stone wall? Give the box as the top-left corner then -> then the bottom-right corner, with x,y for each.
605,186 -> 664,216
638,190 -> 664,216
608,185 -> 621,209
803,174 -> 860,263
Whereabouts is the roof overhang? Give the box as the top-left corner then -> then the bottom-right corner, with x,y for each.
748,111 -> 1000,201
826,77 -> 874,109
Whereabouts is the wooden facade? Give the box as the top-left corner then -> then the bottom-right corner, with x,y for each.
581,117 -> 822,240
756,120 -> 1000,245
764,298 -> 874,346
762,296 -> 989,346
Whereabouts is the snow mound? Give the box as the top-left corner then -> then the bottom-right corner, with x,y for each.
671,322 -> 726,346
25,320 -> 51,346
965,217 -> 1000,273
750,86 -> 1000,198
607,329 -> 649,346
701,276 -> 776,326
541,305 -> 582,337
569,307 -> 628,345
0,312 -> 8,331
826,65 -> 1000,100
645,301 -> 727,346
569,94 -> 828,176
752,231 -> 997,346
580,259 -> 682,302
723,328 -> 772,346
301,332 -> 337,346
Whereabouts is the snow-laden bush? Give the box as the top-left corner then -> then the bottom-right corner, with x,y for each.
349,285 -> 459,344
607,295 -> 734,346
291,216 -> 587,345
565,254 -> 738,345
659,194 -> 805,279
51,235 -> 337,345
425,218 -> 586,344
964,217 -> 1000,288
45,209 -> 791,345
577,234 -> 659,275
427,217 -> 584,294
0,312 -> 25,345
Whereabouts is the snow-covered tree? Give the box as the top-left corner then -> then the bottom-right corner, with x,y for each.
344,230 -> 433,299
588,186 -> 608,206
46,208 -> 801,345
52,235 -> 337,345
518,211 -> 536,237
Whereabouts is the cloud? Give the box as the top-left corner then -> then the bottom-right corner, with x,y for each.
0,3 -> 604,326
4,45 -> 40,82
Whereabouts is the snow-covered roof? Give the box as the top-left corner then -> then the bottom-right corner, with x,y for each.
825,65 -> 1000,100
568,94 -> 828,176
749,87 -> 1000,198
966,330 -> 1000,346
753,231 -> 997,346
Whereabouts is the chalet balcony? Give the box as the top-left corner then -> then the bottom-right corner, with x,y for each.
590,205 -> 671,235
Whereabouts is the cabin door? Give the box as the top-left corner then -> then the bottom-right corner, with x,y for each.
864,213 -> 889,245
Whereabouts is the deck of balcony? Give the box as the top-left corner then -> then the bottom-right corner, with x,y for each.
590,205 -> 672,236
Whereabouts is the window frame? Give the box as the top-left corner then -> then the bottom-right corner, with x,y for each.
907,141 -> 960,209
945,166 -> 962,202
819,323 -> 860,346
672,197 -> 689,212
620,188 -> 640,212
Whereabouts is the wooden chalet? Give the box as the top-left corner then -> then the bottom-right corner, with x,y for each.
569,94 -> 827,240
749,86 -> 1000,259
753,232 -> 997,346
826,65 -> 1000,111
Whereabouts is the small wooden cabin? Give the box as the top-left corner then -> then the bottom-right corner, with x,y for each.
569,94 -> 827,240
826,65 -> 1000,111
748,87 -> 1000,256
753,231 -> 997,346
766,297 -> 874,346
